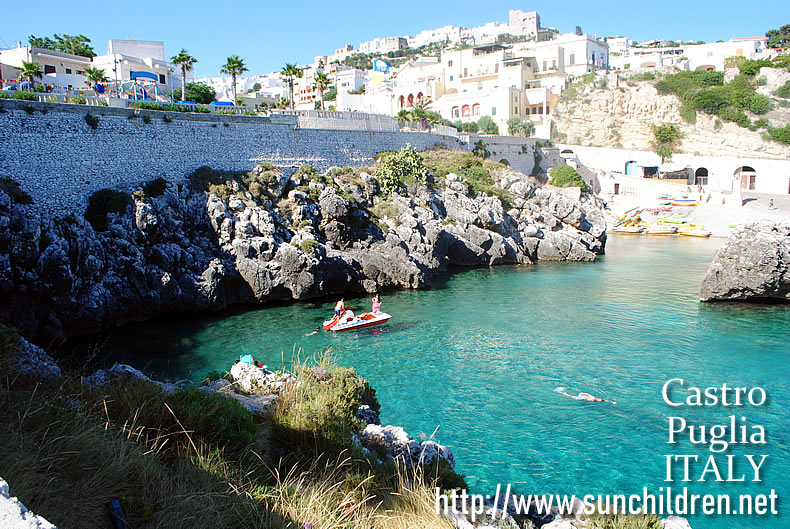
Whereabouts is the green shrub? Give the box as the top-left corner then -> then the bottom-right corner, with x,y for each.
142,115 -> 151,124
693,87 -> 730,114
98,100 -> 108,106
549,165 -> 589,191
141,177 -> 167,198
12,90 -> 37,101
300,239 -> 319,253
84,189 -> 130,231
678,104 -> 697,124
0,323 -> 21,371
716,107 -> 751,127
70,96 -> 87,105
132,101 -> 164,111
738,58 -> 774,76
0,178 -> 33,205
375,144 -> 429,194
775,81 -> 790,98
651,123 -> 683,162
472,140 -> 490,159
630,72 -> 656,82
476,115 -> 499,135
769,124 -> 790,144
84,114 -> 99,130
754,118 -> 771,129
163,114 -> 173,123
23,104 -> 34,115
748,93 -> 772,115
195,105 -> 210,113
188,166 -> 247,193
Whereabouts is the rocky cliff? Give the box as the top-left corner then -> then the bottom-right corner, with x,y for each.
700,221 -> 790,302
553,70 -> 790,159
0,156 -> 606,342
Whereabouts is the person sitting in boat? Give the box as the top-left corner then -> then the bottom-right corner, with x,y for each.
334,298 -> 346,317
556,387 -> 616,404
372,294 -> 381,314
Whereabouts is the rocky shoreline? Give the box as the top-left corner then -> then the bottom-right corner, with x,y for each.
0,152 -> 607,343
700,221 -> 790,302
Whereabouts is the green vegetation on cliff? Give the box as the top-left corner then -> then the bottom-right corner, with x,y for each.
549,165 -> 589,191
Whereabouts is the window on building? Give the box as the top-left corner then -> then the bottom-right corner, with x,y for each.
473,104 -> 480,116
543,61 -> 547,71
450,75 -> 453,81
65,68 -> 72,74
462,105 -> 471,117
569,53 -> 575,64
478,82 -> 483,91
463,67 -> 468,77
538,106 -> 544,114
452,106 -> 460,118
159,74 -> 166,84
552,59 -> 556,69
76,70 -> 84,75
492,107 -> 496,115
44,65 -> 56,74
448,60 -> 453,66
495,64 -> 499,73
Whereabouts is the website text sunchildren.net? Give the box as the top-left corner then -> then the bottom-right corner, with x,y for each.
435,486 -> 779,522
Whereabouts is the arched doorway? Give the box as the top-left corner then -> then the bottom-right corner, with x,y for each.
499,158 -> 511,166
694,167 -> 708,186
398,95 -> 405,109
695,65 -> 715,72
461,104 -> 471,117
625,160 -> 638,176
407,94 -> 414,107
734,166 -> 756,190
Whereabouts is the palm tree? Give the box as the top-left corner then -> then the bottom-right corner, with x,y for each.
312,71 -> 331,111
171,49 -> 197,102
83,66 -> 108,90
220,55 -> 248,105
18,61 -> 43,83
280,63 -> 303,110
275,96 -> 289,110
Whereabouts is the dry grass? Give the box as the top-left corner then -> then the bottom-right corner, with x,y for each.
0,347 -> 456,529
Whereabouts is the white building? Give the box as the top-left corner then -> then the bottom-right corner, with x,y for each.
609,37 -> 772,71
512,33 -> 609,77
407,26 -> 465,48
0,43 -> 92,90
461,22 -> 512,46
509,10 -> 541,40
358,37 -> 408,54
92,40 -> 175,94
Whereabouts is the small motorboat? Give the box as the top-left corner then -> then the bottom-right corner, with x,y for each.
643,224 -> 677,235
611,225 -> 643,234
678,228 -> 711,237
323,310 -> 392,332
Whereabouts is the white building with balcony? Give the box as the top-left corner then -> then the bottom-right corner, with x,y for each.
0,44 -> 92,90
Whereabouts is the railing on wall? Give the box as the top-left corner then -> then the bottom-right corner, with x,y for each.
32,93 -> 106,106
272,110 -> 459,138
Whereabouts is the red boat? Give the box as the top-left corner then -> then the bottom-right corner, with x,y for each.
323,310 -> 392,332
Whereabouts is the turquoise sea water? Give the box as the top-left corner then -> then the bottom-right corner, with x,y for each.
97,235 -> 789,529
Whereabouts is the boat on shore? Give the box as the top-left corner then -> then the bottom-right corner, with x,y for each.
323,310 -> 392,332
670,198 -> 699,207
612,225 -> 643,234
678,228 -> 711,237
643,224 -> 677,235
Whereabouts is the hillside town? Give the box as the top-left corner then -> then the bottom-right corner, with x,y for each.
0,9 -> 782,138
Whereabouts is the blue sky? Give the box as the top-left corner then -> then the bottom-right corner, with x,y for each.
1,1 -> 787,78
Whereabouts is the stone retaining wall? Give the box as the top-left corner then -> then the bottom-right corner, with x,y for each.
0,100 -> 460,216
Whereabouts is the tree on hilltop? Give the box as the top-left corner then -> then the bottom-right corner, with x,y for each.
171,49 -> 198,103
766,24 -> 790,49
28,34 -> 96,57
280,63 -> 303,110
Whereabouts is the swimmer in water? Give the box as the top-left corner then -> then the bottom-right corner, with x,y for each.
555,387 -> 616,404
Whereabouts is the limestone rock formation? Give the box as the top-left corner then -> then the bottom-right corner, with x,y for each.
84,363 -> 177,394
553,72 -> 790,159
0,162 -> 607,342
228,361 -> 295,394
360,423 -> 456,469
199,378 -> 279,414
700,222 -> 790,302
13,338 -> 61,381
0,477 -> 56,529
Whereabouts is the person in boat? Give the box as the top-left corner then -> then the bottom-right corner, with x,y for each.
556,387 -> 616,404
334,298 -> 346,317
372,293 -> 381,314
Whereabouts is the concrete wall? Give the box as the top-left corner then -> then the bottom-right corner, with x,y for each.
0,100 -> 460,216
558,144 -> 790,196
